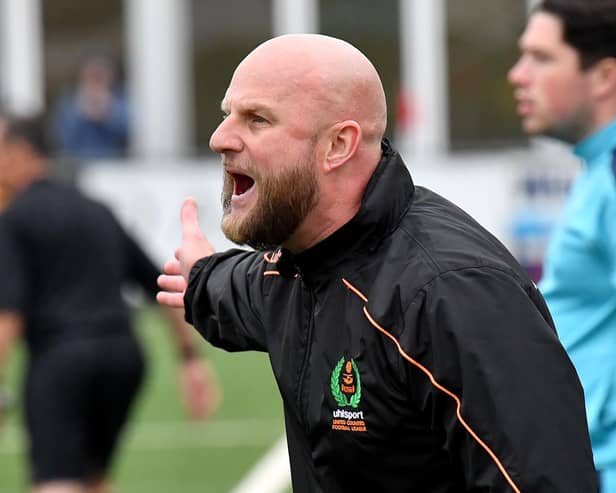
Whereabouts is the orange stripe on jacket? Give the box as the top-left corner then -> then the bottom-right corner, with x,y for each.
341,278 -> 521,493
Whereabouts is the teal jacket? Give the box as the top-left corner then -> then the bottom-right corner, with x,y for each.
540,118 -> 616,470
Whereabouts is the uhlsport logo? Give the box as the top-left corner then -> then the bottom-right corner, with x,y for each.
330,357 -> 367,432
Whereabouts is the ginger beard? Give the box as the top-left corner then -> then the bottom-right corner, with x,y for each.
221,155 -> 319,251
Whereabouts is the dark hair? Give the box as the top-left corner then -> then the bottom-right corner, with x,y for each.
536,0 -> 616,69
2,113 -> 50,157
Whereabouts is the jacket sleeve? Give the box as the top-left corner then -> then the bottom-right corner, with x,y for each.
118,224 -> 161,299
184,250 -> 268,352
400,266 -> 597,492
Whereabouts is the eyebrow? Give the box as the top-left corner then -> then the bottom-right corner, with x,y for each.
220,99 -> 274,116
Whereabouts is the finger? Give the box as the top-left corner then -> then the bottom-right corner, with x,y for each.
157,274 -> 187,292
156,291 -> 186,308
164,259 -> 181,275
181,197 -> 202,239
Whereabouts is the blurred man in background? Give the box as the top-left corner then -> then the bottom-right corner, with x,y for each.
509,0 -> 616,490
52,52 -> 130,163
0,112 -> 219,493
159,33 -> 597,492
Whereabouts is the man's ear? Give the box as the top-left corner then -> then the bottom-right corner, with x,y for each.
11,138 -> 40,165
4,138 -> 39,183
324,120 -> 361,173
591,57 -> 616,99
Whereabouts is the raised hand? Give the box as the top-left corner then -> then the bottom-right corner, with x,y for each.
157,197 -> 215,308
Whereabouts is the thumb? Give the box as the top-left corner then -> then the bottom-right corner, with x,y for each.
181,197 -> 202,239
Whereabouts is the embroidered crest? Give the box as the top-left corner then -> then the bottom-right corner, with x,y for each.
330,357 -> 361,408
330,356 -> 367,433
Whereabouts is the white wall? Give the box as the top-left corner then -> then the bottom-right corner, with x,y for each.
77,145 -> 579,268
78,160 -> 235,267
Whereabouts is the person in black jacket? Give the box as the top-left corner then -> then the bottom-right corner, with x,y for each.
158,34 -> 598,492
0,113 -> 219,493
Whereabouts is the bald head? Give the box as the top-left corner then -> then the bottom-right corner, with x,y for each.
230,34 -> 387,144
210,35 -> 389,252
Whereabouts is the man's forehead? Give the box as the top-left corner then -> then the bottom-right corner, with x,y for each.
222,70 -> 302,110
522,12 -> 565,48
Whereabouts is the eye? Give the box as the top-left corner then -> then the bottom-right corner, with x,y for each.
251,114 -> 269,125
530,50 -> 552,64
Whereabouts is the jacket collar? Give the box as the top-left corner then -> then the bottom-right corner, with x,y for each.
573,117 -> 616,166
274,139 -> 414,279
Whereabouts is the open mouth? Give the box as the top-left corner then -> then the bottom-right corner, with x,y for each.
516,100 -> 532,116
230,172 -> 255,196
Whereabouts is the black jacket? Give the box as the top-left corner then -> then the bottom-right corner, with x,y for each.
185,141 -> 597,492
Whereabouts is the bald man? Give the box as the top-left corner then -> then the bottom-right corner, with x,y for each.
158,35 -> 597,492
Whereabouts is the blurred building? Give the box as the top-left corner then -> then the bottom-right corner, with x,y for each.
0,0 -> 577,279
0,0 -> 529,159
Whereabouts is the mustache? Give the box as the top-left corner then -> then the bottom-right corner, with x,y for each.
223,160 -> 257,177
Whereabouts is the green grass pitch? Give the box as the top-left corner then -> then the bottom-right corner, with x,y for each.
0,306 -> 286,493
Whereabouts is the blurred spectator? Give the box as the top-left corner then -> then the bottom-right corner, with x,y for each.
0,112 -> 219,493
52,52 -> 130,162
509,0 -> 616,490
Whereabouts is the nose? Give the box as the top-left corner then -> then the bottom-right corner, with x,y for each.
508,57 -> 528,87
209,116 -> 243,154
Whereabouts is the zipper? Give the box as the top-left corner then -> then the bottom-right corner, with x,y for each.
296,285 -> 315,426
